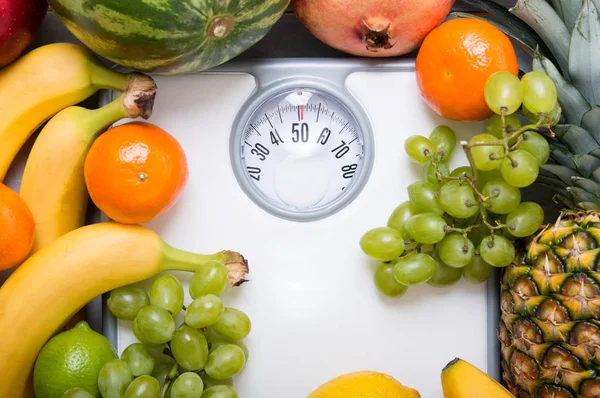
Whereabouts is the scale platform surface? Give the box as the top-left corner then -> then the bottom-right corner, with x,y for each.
100,58 -> 499,397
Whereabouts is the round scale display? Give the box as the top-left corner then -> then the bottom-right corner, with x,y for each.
232,87 -> 373,221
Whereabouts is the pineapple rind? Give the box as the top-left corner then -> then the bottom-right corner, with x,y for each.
501,213 -> 600,396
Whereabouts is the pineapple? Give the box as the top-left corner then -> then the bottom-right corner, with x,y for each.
499,211 -> 600,396
459,0 -> 600,395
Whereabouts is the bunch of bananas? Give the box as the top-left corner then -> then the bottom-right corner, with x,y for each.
0,43 -> 249,397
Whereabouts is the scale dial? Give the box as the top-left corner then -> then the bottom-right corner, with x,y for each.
232,87 -> 372,221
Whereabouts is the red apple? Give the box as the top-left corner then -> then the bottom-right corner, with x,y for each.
0,0 -> 48,66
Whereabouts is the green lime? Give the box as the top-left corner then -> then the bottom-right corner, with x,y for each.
34,321 -> 117,398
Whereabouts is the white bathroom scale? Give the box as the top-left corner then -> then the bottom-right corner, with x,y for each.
100,58 -> 500,397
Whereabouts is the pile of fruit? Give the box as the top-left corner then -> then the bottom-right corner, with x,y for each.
360,69 -> 559,297
2,0 -> 600,396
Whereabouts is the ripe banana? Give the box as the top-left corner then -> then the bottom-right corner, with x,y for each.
0,222 -> 249,397
0,42 -> 134,181
19,74 -> 157,254
441,358 -> 514,397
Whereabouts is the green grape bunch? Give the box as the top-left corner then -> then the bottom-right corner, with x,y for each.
101,262 -> 250,397
360,70 -> 561,298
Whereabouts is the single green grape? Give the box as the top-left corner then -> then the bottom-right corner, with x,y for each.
436,233 -> 475,268
500,150 -> 539,188
407,181 -> 444,215
479,235 -> 515,268
150,354 -> 177,387
423,162 -> 450,184
548,103 -> 562,125
462,255 -> 493,284
98,359 -> 133,398
403,213 -> 447,244
429,125 -> 456,162
201,385 -> 239,398
150,274 -> 184,315
449,166 -> 474,180
522,102 -> 561,126
521,104 -> 538,124
208,334 -> 249,362
505,202 -> 544,238
121,343 -> 155,377
521,71 -> 558,115
62,388 -> 94,398
204,344 -> 246,380
133,305 -> 176,345
359,227 -> 405,261
439,181 -> 479,219
373,262 -> 409,297
404,135 -> 434,163
484,71 -> 523,115
518,131 -> 550,166
212,308 -> 252,341
190,261 -> 229,299
427,257 -> 463,287
387,201 -> 419,235
485,114 -> 522,140
170,372 -> 205,398
482,179 -> 521,214
107,286 -> 150,321
200,373 -> 233,389
475,167 -> 503,191
185,294 -> 224,329
469,134 -> 505,171
171,325 -> 209,371
393,252 -> 437,285
124,375 -> 160,398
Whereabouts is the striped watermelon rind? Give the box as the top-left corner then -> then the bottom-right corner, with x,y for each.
48,0 -> 290,74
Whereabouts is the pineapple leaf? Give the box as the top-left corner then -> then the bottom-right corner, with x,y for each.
510,0 -> 571,77
549,147 -> 577,169
576,201 -> 600,210
582,107 -> 600,141
554,193 -> 577,208
535,181 -> 571,202
576,154 -> 600,178
590,147 -> 600,159
569,0 -> 600,106
541,164 -> 581,185
590,167 -> 600,183
566,186 -> 600,203
533,51 -> 591,124
572,177 -> 600,196
536,172 -> 568,188
549,0 -> 583,32
554,124 -> 600,154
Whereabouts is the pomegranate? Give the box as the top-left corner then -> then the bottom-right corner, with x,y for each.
291,0 -> 455,57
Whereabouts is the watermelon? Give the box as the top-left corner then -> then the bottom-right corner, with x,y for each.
48,0 -> 290,74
